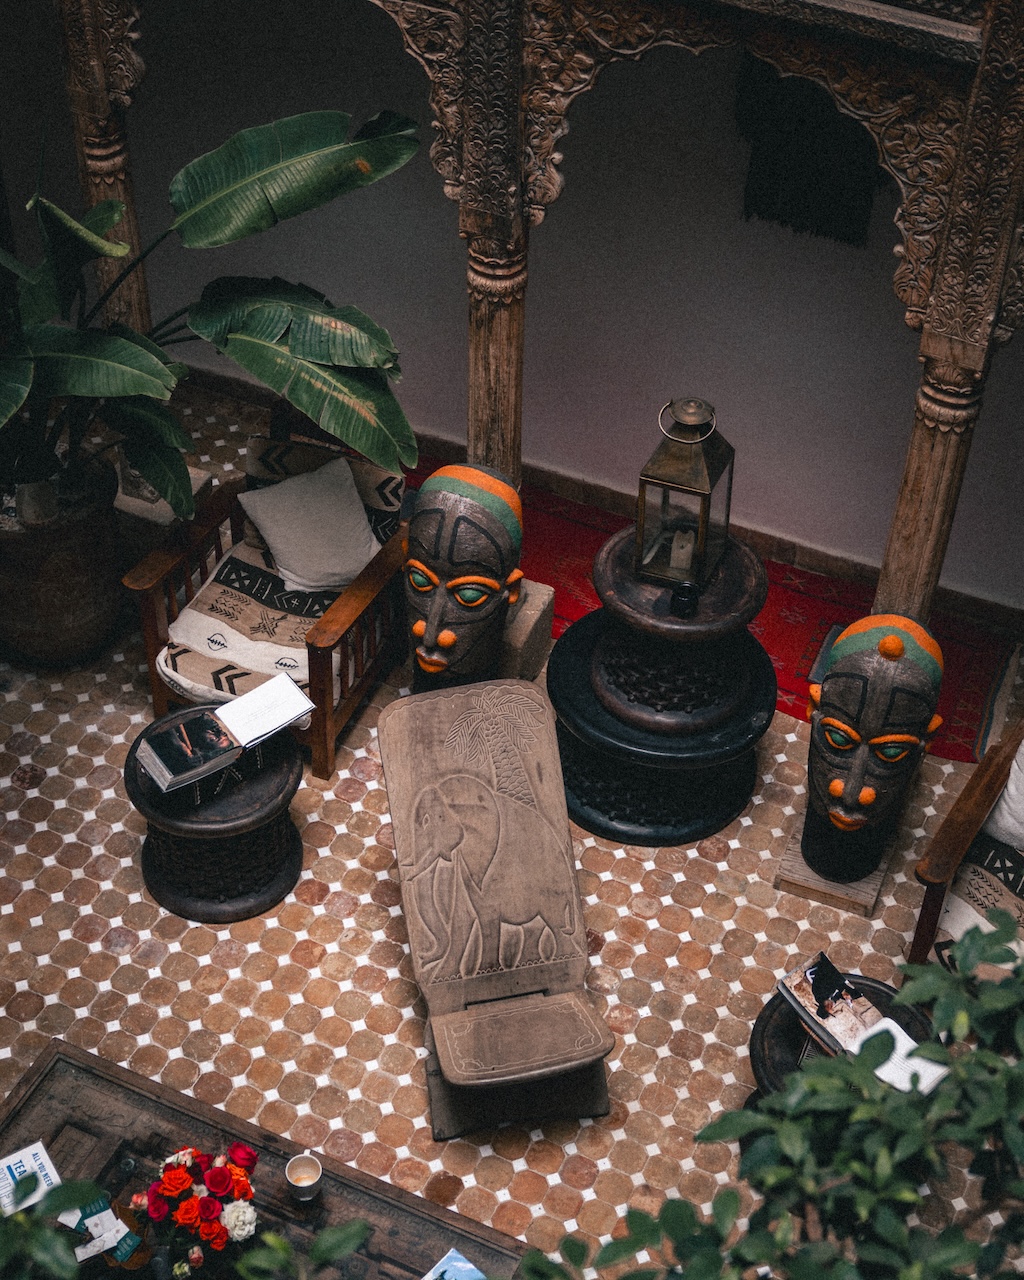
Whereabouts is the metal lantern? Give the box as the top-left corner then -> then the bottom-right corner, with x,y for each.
634,397 -> 734,615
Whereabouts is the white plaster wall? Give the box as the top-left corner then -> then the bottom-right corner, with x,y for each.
4,0 -> 1022,608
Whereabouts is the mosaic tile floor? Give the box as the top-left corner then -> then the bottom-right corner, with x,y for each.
0,387 -> 983,1254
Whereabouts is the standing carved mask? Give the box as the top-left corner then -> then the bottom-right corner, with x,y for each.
405,464 -> 523,686
801,614 -> 943,883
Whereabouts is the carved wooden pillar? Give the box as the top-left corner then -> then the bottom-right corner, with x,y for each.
460,0 -> 528,484
57,0 -> 150,332
874,0 -> 1024,619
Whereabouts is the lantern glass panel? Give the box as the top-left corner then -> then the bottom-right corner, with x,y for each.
704,452 -> 733,583
638,483 -> 705,584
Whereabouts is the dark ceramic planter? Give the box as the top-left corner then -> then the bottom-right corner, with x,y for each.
0,461 -> 123,666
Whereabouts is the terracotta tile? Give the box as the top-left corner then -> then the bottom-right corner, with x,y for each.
329,1056 -> 368,1098
577,1198 -> 618,1238
257,1099 -> 298,1134
390,1157 -> 430,1194
161,1057 -> 200,1091
252,989 -> 291,1022
291,1114 -> 331,1150
172,989 -> 211,1023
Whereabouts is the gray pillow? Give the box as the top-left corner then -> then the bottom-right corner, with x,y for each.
237,457 -> 381,592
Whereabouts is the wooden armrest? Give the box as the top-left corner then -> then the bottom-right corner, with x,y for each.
121,475 -> 247,592
122,546 -> 192,593
915,716 -> 1024,886
305,529 -> 406,651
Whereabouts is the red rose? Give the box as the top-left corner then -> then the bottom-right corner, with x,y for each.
191,1151 -> 212,1174
226,1143 -> 258,1172
173,1196 -> 201,1228
197,1196 -> 222,1222
199,1221 -> 229,1250
160,1166 -> 194,1198
146,1183 -> 170,1223
204,1166 -> 233,1197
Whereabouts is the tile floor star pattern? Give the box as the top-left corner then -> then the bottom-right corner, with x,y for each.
0,386 -> 987,1254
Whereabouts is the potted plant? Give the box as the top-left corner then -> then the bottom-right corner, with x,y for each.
0,108 -> 419,665
523,912 -> 1024,1280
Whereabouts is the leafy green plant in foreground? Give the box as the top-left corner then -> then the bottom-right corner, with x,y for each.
0,109 -> 419,519
235,1219 -> 370,1280
0,1175 -> 103,1280
524,911 -> 1024,1280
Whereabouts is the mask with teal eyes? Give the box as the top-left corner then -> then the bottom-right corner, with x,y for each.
403,464 -> 523,687
801,613 -> 943,883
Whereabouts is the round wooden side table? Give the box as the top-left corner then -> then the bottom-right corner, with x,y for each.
748,974 -> 935,1096
125,707 -> 304,924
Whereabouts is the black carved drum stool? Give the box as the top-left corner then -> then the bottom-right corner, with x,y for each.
125,707 -> 304,923
748,974 -> 934,1095
546,527 -> 776,846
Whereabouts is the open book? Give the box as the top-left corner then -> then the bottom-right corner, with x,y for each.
777,953 -> 948,1093
135,674 -> 313,793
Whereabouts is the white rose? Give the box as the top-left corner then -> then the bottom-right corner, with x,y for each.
220,1199 -> 258,1242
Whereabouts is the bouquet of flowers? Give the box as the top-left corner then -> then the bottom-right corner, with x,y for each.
130,1141 -> 260,1275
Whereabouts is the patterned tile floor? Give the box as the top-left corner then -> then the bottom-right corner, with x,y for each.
0,387 -> 985,1254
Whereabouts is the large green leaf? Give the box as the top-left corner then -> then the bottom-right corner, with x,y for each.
31,196 -> 129,320
107,322 -> 189,381
189,276 -> 400,372
0,245 -> 35,282
222,332 -> 417,471
26,324 -> 177,401
169,110 -> 418,249
105,398 -> 194,519
100,395 -> 194,452
0,339 -> 33,426
12,259 -> 60,328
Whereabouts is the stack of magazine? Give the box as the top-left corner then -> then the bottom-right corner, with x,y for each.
777,953 -> 948,1092
136,674 -> 313,793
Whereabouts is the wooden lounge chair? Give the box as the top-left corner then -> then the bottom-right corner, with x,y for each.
378,678 -> 615,1139
124,437 -> 407,779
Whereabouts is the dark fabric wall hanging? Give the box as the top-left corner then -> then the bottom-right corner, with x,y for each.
735,52 -> 886,247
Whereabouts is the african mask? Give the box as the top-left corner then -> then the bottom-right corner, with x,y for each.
801,614 -> 943,883
405,464 -> 524,687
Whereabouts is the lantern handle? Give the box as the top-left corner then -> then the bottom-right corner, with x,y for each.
658,401 -> 717,444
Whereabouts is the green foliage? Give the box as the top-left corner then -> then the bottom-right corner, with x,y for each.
0,109 -> 419,516
235,1219 -> 370,1280
527,913 -> 1024,1280
0,1175 -> 103,1280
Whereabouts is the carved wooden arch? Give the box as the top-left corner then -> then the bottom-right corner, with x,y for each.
370,0 -> 975,333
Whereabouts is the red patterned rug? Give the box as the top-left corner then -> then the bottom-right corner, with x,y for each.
407,461 -> 1018,764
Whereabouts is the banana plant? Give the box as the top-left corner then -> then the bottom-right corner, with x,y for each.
0,109 -> 419,520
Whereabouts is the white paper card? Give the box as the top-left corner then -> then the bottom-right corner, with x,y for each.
73,1220 -> 129,1264
851,1018 -> 949,1093
0,1142 -> 61,1215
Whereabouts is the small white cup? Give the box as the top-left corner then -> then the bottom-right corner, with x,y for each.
285,1151 -> 323,1202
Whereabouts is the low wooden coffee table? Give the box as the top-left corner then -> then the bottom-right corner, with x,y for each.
0,1042 -> 525,1279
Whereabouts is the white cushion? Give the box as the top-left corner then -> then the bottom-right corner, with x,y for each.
237,457 -> 380,592
984,738 -> 1024,848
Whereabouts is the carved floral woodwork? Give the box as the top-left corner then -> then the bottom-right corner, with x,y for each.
370,0 -> 985,337
58,0 -> 1023,618
920,0 -> 1024,367
59,0 -> 149,330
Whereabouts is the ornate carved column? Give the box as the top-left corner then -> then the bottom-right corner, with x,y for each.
874,0 -> 1024,618
369,0 -> 527,482
57,0 -> 150,331
461,0 -> 528,482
